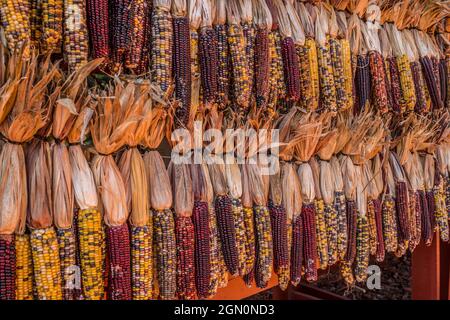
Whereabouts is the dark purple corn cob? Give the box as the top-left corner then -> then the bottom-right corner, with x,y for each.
439,58 -> 447,105
420,56 -> 444,110
254,27 -> 270,108
354,54 -> 371,114
268,201 -> 288,275
281,37 -> 301,101
302,203 -> 317,282
192,200 -> 210,299
175,216 -> 196,300
215,24 -> 230,109
388,56 -> 403,113
372,199 -> 385,262
290,214 -> 303,286
110,0 -> 132,66
0,235 -> 15,300
419,190 -> 433,245
410,61 -> 427,114
395,182 -> 410,242
345,200 -> 357,263
199,27 -> 219,105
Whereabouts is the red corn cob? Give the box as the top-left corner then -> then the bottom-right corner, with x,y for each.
242,21 -> 255,99
173,16 -> 192,127
395,182 -> 410,243
290,214 -> 303,286
354,54 -> 371,114
368,51 -> 389,114
345,200 -> 357,263
419,190 -> 433,245
106,224 -> 132,300
254,27 -> 270,108
372,199 -> 385,262
0,235 -> 15,300
269,200 -> 288,282
388,56 -> 403,113
192,200 -> 210,299
281,37 -> 300,101
302,203 -> 317,282
86,0 -> 110,59
410,61 -> 427,114
199,27 -> 219,105
175,216 -> 196,300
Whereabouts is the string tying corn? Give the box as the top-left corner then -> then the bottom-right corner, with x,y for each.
15,234 -> 34,300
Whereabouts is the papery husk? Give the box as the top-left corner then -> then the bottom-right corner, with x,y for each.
403,152 -> 423,192
384,153 -> 396,196
436,144 -> 449,178
202,163 -> 214,205
281,162 -> 301,221
118,148 -> 149,227
69,144 -> 98,210
0,143 -> 27,235
247,163 -> 267,206
355,165 -> 367,217
91,154 -> 128,227
341,155 -> 356,200
260,162 -> 270,203
423,154 -> 435,191
331,156 -> 344,192
144,150 -> 173,210
316,131 -> 338,161
253,0 -> 273,30
389,151 -> 407,183
208,163 -> 229,196
169,162 -> 194,217
191,164 -> 208,202
297,163 -> 315,204
334,114 -> 352,154
292,113 -> 322,163
320,160 -> 335,205
225,163 -> 243,199
67,106 -> 94,144
52,142 -> 74,229
269,161 -> 282,206
26,140 -> 53,230
241,164 -> 253,208
363,160 -> 378,200
309,157 -> 322,200
372,154 -> 384,198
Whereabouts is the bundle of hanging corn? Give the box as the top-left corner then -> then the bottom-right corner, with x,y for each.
52,59 -> 102,300
90,82 -> 136,300
168,162 -> 196,299
116,83 -> 155,300
126,0 -> 151,74
172,0 -> 191,126
295,2 -> 319,112
86,0 -> 110,60
142,100 -> 177,300
0,0 -> 31,54
226,0 -> 251,115
152,0 -> 173,95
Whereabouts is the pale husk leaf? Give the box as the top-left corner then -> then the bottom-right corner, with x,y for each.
208,163 -> 228,196
355,165 -> 367,217
341,155 -> 356,200
309,157 -> 322,200
247,163 -> 267,206
298,163 -> 315,204
372,154 -> 383,197
423,154 -> 435,190
320,160 -> 335,205
241,164 -> 253,208
225,163 -> 242,199
269,160 -> 282,206
281,162 -> 301,221
331,155 -> 344,192
191,164 -> 208,202
144,150 -> 173,210
169,162 -> 194,217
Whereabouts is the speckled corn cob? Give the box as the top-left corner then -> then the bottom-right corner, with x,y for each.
297,38 -> 319,111
367,200 -> 378,256
255,28 -> 270,108
64,0 -> 89,71
290,214 -> 303,286
329,38 -> 347,112
345,200 -> 357,264
15,234 -> 34,300
231,198 -> 247,276
368,51 -> 389,114
207,202 -> 220,297
408,191 -> 418,251
86,0 -> 110,59
228,23 -> 251,113
57,228 -> 80,300
253,205 -> 273,288
434,178 -> 449,242
314,199 -> 328,270
30,227 -> 63,300
281,37 -> 301,102
126,0 -> 150,72
190,28 -> 200,86
324,203 -> 338,266
317,37 -> 337,112
131,225 -> 153,300
302,203 -> 318,282
382,195 -> 398,253
397,54 -> 416,112
334,191 -> 347,261
215,24 -> 230,109
412,192 -> 422,247
410,61 -> 427,114
42,0 -> 64,51
0,0 -> 31,52
30,0 -> 42,47
341,39 -> 353,110
446,177 -> 450,218
267,30 -> 286,113
192,201 -> 210,299
0,235 -> 15,300
242,22 -> 255,98
340,261 -> 355,286
175,216 -> 196,300
153,209 -> 176,300
199,26 -> 219,105
419,190 -> 433,245
354,213 -> 369,283
269,200 -> 289,290
395,181 -> 410,243
77,209 -> 105,300
152,6 -> 173,94
110,0 -> 132,67
388,57 -> 403,113
243,206 -> 255,276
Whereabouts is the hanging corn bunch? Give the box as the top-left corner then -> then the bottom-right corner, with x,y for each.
86,0 -> 110,59
152,0 -> 173,95
126,0 -> 151,74
214,0 -> 230,110
0,0 -> 31,53
172,0 -> 191,126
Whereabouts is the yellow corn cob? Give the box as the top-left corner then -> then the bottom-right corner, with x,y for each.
30,0 -> 42,47
394,240 -> 408,258
314,199 -> 328,270
131,223 -> 153,300
297,38 -> 319,111
243,206 -> 255,276
190,28 -> 200,85
340,39 -> 353,110
64,0 -> 89,71
15,234 -> 34,300
42,0 -> 64,51
329,37 -> 347,112
207,201 -> 221,296
396,54 -> 416,112
367,200 -> 378,256
30,227 -> 63,300
0,0 -> 31,53
77,209 -> 105,300
434,180 -> 449,242
340,261 -> 355,286
382,195 -> 398,253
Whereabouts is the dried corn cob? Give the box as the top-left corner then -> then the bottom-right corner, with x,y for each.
446,177 -> 450,218
152,2 -> 173,94
388,57 -> 403,113
0,0 -> 31,52
110,0 -> 132,67
215,23 -> 230,109
153,209 -> 177,300
255,27 -> 270,108
446,58 -> 450,109
254,205 -> 273,288
175,216 -> 196,300
30,227 -> 63,300
290,214 -> 303,286
126,0 -> 151,73
418,190 -> 432,245
57,228 -> 80,300
192,200 -> 210,299
242,23 -> 255,101
354,54 -> 370,114
408,191 -> 418,251
230,198 -> 246,276
269,200 -> 289,290
267,29 -> 286,112
199,26 -> 219,105
367,200 -> 378,256
412,191 -> 422,246
434,177 -> 449,242
64,0 -> 89,71
426,191 -> 436,231
207,200 -> 222,296
86,0 -> 110,59
302,203 -> 317,282
15,233 -> 34,300
397,54 -> 416,112
317,37 -> 337,112
340,261 -> 355,286
421,56 -> 444,110
395,181 -> 410,243
440,59 -> 447,105
334,191 -> 347,261
382,195 -> 398,253
372,199 -> 385,262
323,202 -> 338,266
243,206 -> 255,277
341,39 -> 353,110
131,224 -> 153,300
42,0 -> 64,51
297,38 -> 319,111
314,199 -> 328,270
330,37 -> 348,112
77,208 -> 105,300
368,51 -> 389,113
281,36 -> 301,102
354,213 -> 369,283
410,62 -> 427,113
30,0 -> 42,47
0,235 -> 15,300
345,200 -> 357,263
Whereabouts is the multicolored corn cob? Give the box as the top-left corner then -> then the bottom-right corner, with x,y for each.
317,36 -> 337,112
267,29 -> 286,113
126,0 -> 151,73
57,228 -> 80,300
354,213 -> 369,283
42,0 -> 64,51
199,26 -> 219,105
395,182 -> 410,242
329,37 -> 347,111
397,54 -> 416,112
290,214 -> 303,286
434,177 -> 449,242
281,37 -> 301,102
64,0 -> 89,71
388,56 -> 403,113
345,200 -> 357,263
410,61 -> 428,113
86,0 -> 110,59
334,191 -> 347,261
243,206 -> 255,277
15,234 -> 34,300
324,202 -> 338,266
302,203 -> 318,282
382,195 -> 398,252
0,235 -> 16,300
253,205 -> 273,288
215,24 -> 231,109
368,51 -> 389,113
192,200 -> 210,299
175,216 -> 196,300
297,38 -> 319,111
30,0 -> 42,47
255,27 -> 270,108
0,0 -> 31,52
131,224 -> 153,300
314,199 -> 328,270
269,200 -> 289,290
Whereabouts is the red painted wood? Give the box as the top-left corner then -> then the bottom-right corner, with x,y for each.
412,237 -> 441,300
210,274 -> 279,300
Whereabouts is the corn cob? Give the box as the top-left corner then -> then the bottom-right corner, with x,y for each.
323,202 -> 338,266
388,57 -> 403,113
110,0 -> 132,67
229,198 -> 246,277
242,21 -> 255,99
418,190 -> 433,245
30,0 -> 42,47
228,23 -> 251,113
340,261 -> 355,286
199,26 -> 219,105
267,29 -> 286,113
192,200 -> 210,299
0,0 -> 31,52
341,39 -> 353,110
446,177 -> 450,218
407,190 -> 417,251
253,205 -> 273,288
173,15 -> 192,126
397,54 -> 416,112
395,181 -> 410,243
317,37 -> 337,112
126,0 -> 151,73
367,199 -> 377,256
215,23 -> 231,109
269,200 -> 289,290
432,56 -> 442,103
368,51 -> 389,114
86,0 -> 110,59
354,54 -> 370,114
314,199 -> 328,270
207,200 -> 222,296
153,209 -> 177,300
77,208 -> 105,300
281,36 -> 301,102
152,3 -> 173,94
131,224 -> 153,300
446,57 -> 450,109
382,195 -> 398,253
421,56 -> 444,110
57,228 -> 80,300
64,0 -> 89,72
42,0 -> 64,51
290,214 -> 303,286
243,206 -> 255,277
345,200 -> 357,263
15,234 -> 34,300
441,59 -> 448,107
255,27 -> 270,108
302,203 -> 317,282
412,191 -> 422,246
0,235 -> 15,300
354,213 -> 369,283
334,191 -> 347,261
106,224 -> 131,300
372,199 -> 385,262
434,177 -> 449,242
426,190 -> 436,231
296,38 -> 319,111
175,216 -> 196,300
410,62 -> 427,114
30,227 -> 63,300
329,37 -> 347,112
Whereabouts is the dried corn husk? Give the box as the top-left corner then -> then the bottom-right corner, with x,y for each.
225,163 -> 243,199
145,151 -> 173,210
372,154 -> 384,197
341,155 -> 356,200
269,161 -> 282,206
309,157 -> 322,200
355,165 -> 367,217
208,163 -> 229,196
281,162 -> 301,222
248,163 -> 267,206
298,163 -> 315,204
331,156 -> 344,193
241,164 -> 253,208
191,164 -> 208,202
320,160 -> 335,205
169,162 -> 194,217
423,154 -> 435,191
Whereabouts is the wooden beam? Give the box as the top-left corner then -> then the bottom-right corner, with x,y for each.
412,236 -> 441,300
209,274 -> 279,300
